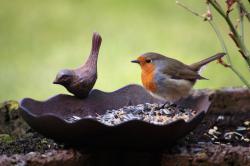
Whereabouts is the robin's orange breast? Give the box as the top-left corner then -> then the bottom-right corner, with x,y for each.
141,63 -> 157,93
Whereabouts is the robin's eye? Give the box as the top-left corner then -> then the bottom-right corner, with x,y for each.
145,59 -> 152,63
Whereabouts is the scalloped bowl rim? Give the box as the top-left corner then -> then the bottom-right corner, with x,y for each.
20,97 -> 207,128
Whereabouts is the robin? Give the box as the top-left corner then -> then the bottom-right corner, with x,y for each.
131,52 -> 225,103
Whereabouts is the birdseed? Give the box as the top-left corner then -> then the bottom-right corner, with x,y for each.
96,103 -> 196,126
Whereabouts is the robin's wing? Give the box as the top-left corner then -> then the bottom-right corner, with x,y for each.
162,58 -> 207,81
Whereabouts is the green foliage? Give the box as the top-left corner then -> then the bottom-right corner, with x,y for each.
0,134 -> 14,143
0,100 -> 19,111
0,0 -> 249,101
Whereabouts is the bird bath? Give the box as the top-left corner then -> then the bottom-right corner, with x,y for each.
19,84 -> 211,148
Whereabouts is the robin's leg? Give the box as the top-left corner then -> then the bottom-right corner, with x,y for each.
175,98 -> 187,112
160,101 -> 176,109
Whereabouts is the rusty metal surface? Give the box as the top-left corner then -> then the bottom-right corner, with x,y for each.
20,84 -> 211,148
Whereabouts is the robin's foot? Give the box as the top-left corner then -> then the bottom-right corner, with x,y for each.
177,106 -> 187,112
160,102 -> 176,109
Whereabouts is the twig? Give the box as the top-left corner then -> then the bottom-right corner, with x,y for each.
230,67 -> 250,88
176,1 -> 231,64
209,21 -> 232,64
176,1 -> 203,19
237,3 -> 244,42
237,0 -> 250,22
208,20 -> 250,88
176,1 -> 250,88
217,58 -> 231,67
208,0 -> 250,66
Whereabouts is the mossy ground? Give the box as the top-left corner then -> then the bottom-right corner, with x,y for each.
0,130 -> 64,155
0,101 -> 64,155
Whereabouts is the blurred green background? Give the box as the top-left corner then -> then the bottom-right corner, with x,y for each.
0,0 -> 250,102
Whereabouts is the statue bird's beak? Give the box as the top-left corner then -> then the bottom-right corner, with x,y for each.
53,76 -> 62,84
53,79 -> 60,84
131,60 -> 140,64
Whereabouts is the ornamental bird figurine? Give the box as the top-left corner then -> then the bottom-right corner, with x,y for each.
53,32 -> 102,98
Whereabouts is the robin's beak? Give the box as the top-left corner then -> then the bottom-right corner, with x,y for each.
131,60 -> 140,64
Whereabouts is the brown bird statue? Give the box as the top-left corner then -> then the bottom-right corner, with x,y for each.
53,32 -> 102,98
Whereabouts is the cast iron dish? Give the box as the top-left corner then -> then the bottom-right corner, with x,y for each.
20,84 -> 211,149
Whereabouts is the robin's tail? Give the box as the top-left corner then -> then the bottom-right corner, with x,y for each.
189,52 -> 226,71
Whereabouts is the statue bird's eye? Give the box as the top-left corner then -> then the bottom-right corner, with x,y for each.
145,59 -> 152,63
